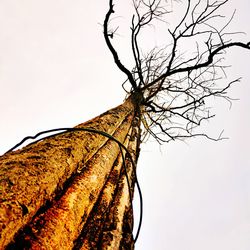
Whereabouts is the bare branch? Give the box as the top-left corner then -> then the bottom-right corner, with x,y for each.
103,0 -> 138,90
104,0 -> 250,142
146,41 -> 250,89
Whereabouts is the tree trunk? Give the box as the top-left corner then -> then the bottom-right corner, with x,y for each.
0,97 -> 141,249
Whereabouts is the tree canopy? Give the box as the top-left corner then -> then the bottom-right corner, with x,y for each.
103,0 -> 250,142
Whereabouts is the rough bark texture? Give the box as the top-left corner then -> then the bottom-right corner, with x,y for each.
0,97 -> 141,249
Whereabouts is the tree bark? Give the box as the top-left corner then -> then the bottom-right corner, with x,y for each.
0,97 -> 141,249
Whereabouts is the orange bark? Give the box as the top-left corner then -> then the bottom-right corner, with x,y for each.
0,98 -> 140,249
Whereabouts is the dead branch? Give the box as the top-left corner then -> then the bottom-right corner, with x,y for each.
104,0 -> 250,142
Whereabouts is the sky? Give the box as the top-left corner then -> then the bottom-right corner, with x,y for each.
0,1 -> 250,250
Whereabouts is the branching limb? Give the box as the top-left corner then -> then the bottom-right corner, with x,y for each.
103,0 -> 138,90
146,41 -> 250,89
104,0 -> 250,143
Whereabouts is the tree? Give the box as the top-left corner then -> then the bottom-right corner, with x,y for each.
0,0 -> 249,249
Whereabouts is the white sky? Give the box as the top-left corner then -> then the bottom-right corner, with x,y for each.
0,1 -> 250,249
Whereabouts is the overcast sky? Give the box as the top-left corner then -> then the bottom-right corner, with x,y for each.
0,1 -> 250,250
